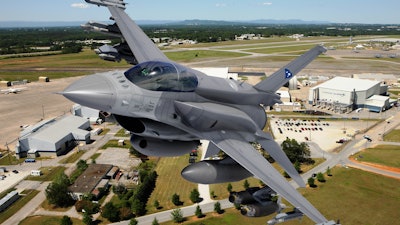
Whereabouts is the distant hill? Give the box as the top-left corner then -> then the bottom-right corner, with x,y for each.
0,21 -> 86,28
246,19 -> 331,25
170,19 -> 331,26
0,19 -> 332,28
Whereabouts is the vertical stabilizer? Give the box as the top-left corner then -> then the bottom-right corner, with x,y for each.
254,45 -> 326,93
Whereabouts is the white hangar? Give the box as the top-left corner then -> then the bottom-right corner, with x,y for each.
15,115 -> 91,158
308,77 -> 390,113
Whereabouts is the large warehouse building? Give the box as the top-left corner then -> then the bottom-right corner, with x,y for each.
15,115 -> 91,158
308,77 -> 390,113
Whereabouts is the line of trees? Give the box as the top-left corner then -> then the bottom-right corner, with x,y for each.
106,170 -> 158,222
1,24 -> 399,55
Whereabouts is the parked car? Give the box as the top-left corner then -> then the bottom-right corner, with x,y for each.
363,135 -> 372,142
24,158 -> 36,163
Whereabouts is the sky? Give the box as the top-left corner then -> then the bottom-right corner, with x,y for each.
1,0 -> 399,24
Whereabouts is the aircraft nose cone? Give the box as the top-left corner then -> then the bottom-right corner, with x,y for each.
61,74 -> 116,111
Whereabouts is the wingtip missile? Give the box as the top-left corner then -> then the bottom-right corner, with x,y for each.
85,0 -> 126,9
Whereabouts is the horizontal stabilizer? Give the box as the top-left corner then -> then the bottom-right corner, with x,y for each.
255,45 -> 326,93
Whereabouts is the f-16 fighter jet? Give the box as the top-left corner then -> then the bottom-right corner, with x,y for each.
61,0 -> 334,224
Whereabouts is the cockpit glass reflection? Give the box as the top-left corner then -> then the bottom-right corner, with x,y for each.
124,61 -> 198,92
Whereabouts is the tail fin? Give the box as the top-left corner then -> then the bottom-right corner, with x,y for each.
254,45 -> 327,93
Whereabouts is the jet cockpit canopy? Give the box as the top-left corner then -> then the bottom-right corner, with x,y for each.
124,61 -> 198,92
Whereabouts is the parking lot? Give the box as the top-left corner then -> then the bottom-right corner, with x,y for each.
270,117 -> 367,151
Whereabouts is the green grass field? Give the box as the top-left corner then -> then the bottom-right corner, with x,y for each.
147,155 -> 198,214
244,44 -> 317,54
383,129 -> 400,142
58,150 -> 85,164
99,139 -> 132,149
0,190 -> 40,224
209,158 -> 325,200
0,48 -> 130,81
19,216 -> 85,225
25,166 -> 65,182
353,145 -> 400,168
0,36 -> 343,82
165,50 -> 248,62
161,167 -> 400,225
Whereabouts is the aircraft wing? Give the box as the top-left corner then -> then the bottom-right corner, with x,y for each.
254,45 -> 326,93
98,2 -> 170,63
205,131 -> 327,224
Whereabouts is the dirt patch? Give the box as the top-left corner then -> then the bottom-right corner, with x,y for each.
349,158 -> 400,173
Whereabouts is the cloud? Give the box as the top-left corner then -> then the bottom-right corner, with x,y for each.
261,2 -> 273,6
71,3 -> 90,9
215,3 -> 227,7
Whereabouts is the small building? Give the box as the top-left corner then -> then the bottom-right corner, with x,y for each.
90,128 -> 103,136
107,166 -> 120,179
38,76 -> 50,82
31,170 -> 42,176
118,139 -> 125,146
364,95 -> 390,112
15,115 -> 91,158
69,164 -> 114,201
72,104 -> 110,124
276,90 -> 291,103
0,191 -> 19,212
0,81 -> 11,87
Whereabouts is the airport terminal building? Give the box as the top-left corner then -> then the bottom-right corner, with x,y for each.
15,115 -> 91,158
308,77 -> 390,113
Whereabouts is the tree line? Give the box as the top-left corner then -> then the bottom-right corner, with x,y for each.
1,23 -> 399,55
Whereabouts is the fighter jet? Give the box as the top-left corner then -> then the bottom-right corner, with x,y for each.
61,0 -> 333,224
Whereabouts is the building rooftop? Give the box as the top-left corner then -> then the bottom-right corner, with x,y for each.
20,115 -> 89,143
69,164 -> 113,194
315,77 -> 380,92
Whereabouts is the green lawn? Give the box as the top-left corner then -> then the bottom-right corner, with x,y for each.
210,178 -> 262,200
115,128 -> 130,137
210,158 -> 325,200
19,216 -> 85,225
161,167 -> 400,225
353,145 -> 400,168
0,190 -> 39,224
243,44 -> 317,54
165,50 -> 248,62
0,48 -> 130,81
58,150 -> 85,164
383,129 -> 400,142
0,48 -> 129,69
25,166 -> 65,181
0,153 -> 24,165
161,208 -> 277,225
147,155 -> 198,214
99,139 -> 132,150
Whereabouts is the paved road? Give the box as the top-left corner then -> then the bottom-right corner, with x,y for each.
112,199 -> 234,225
2,182 -> 49,225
